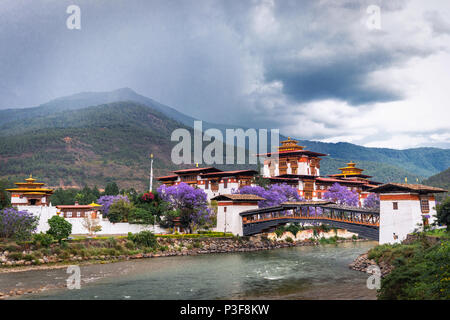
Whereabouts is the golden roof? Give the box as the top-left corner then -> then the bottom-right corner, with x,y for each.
6,175 -> 54,195
88,202 -> 103,207
278,137 -> 305,152
335,161 -> 364,176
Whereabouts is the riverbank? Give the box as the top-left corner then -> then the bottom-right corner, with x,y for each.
348,232 -> 450,300
0,234 -> 369,299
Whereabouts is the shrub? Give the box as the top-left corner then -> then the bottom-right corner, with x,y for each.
8,252 -> 23,260
129,231 -> 157,248
193,240 -> 202,248
274,226 -> 285,238
378,241 -> 450,300
285,237 -> 293,243
32,232 -> 54,248
108,199 -> 134,223
23,254 -> 34,261
106,237 -> 117,248
436,197 -> 450,231
47,216 -> 72,243
125,240 -> 136,250
0,208 -> 38,241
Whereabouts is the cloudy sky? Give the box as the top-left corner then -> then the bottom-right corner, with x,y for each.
1,0 -> 449,149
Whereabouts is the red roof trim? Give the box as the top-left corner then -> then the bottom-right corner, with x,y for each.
172,167 -> 222,174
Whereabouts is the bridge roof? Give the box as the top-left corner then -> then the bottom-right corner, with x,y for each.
369,183 -> 447,194
239,201 -> 379,216
282,201 -> 335,206
211,194 -> 265,201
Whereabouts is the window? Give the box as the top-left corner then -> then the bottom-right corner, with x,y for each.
224,179 -> 228,189
224,207 -> 227,213
393,202 -> 398,210
77,212 -> 81,218
420,199 -> 430,213
66,211 -> 72,218
205,180 -> 209,190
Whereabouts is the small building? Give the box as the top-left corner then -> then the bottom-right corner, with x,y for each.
157,167 -> 259,200
56,202 -> 102,219
211,194 -> 265,236
6,175 -> 54,206
369,183 -> 447,244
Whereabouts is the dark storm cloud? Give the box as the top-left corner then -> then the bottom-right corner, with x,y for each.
424,11 -> 450,36
0,0 -> 447,148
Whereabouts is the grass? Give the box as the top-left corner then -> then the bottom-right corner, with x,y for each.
424,228 -> 450,239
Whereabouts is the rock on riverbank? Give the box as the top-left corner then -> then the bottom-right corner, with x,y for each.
348,253 -> 393,277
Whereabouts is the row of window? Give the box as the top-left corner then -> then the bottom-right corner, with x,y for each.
64,211 -> 95,218
392,200 -> 430,213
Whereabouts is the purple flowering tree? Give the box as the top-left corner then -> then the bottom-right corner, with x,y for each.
97,195 -> 130,217
323,183 -> 359,207
157,183 -> 213,233
364,193 -> 380,209
0,207 -> 38,240
236,183 -> 302,208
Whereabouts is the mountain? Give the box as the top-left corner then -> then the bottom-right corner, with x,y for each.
295,140 -> 449,178
0,88 -> 230,135
0,101 -> 251,189
0,102 -> 187,189
0,88 -> 449,189
422,167 -> 450,202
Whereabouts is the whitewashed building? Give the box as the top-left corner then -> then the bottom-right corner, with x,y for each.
370,183 -> 446,244
157,167 -> 259,200
211,194 -> 263,236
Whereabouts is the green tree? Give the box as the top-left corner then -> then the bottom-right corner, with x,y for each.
104,182 -> 120,196
128,230 -> 157,248
50,188 -> 79,205
0,179 -> 12,209
92,185 -> 101,199
436,197 -> 450,231
108,199 -> 134,223
129,207 -> 156,225
47,215 -> 72,243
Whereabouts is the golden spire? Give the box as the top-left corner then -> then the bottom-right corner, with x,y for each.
25,174 -> 36,183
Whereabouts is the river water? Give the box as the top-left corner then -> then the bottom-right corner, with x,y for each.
3,241 -> 377,300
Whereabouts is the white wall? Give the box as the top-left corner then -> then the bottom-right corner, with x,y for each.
18,205 -> 167,235
67,218 -> 166,235
379,193 -> 437,244
216,203 -> 258,236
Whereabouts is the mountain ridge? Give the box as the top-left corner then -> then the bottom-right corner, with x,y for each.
0,88 -> 448,190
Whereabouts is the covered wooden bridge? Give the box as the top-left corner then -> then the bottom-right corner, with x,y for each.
240,201 -> 380,240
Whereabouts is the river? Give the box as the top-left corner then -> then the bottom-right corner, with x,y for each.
2,241 -> 377,300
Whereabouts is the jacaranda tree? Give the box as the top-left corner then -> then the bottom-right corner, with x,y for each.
236,183 -> 302,208
97,195 -> 130,217
0,207 -> 38,240
323,183 -> 359,207
364,193 -> 380,209
157,183 -> 213,233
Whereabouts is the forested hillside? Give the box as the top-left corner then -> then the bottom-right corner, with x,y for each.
0,102 -> 186,189
423,167 -> 450,202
